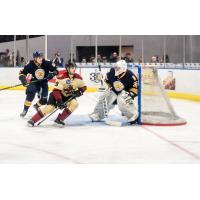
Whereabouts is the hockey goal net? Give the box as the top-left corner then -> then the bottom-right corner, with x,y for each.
135,64 -> 186,126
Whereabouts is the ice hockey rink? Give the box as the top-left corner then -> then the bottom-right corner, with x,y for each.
0,90 -> 200,164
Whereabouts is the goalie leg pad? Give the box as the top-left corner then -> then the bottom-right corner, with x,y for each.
92,90 -> 117,120
117,92 -> 138,120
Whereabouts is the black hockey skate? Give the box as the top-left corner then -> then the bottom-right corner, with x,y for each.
27,119 -> 35,127
20,110 -> 28,117
128,118 -> 138,125
54,118 -> 65,126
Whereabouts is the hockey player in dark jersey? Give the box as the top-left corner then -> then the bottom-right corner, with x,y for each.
27,62 -> 87,127
89,59 -> 138,124
19,51 -> 58,117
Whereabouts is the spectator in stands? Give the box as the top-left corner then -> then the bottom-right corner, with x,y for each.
90,56 -> 95,64
109,52 -> 118,62
97,54 -> 102,63
4,49 -> 12,66
102,56 -> 107,64
160,57 -> 164,63
150,55 -> 157,63
124,53 -> 133,63
0,50 -> 7,64
117,56 -> 121,61
81,58 -> 87,63
165,54 -> 170,63
18,57 -> 26,67
161,54 -> 170,63
16,49 -> 21,66
52,51 -> 64,67
156,55 -> 159,63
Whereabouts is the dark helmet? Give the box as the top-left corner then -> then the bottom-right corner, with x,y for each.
33,51 -> 43,59
65,60 -> 77,69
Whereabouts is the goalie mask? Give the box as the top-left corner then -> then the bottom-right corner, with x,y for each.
114,60 -> 127,76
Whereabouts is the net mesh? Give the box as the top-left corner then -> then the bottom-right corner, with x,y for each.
140,65 -> 186,125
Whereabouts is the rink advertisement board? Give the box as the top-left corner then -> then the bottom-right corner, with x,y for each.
0,67 -> 200,101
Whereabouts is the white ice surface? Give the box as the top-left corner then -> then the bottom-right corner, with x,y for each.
0,91 -> 200,163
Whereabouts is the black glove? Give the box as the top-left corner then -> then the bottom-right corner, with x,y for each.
47,73 -> 54,80
19,75 -> 27,87
57,101 -> 65,109
73,90 -> 83,97
53,70 -> 58,76
129,91 -> 137,99
47,71 -> 58,80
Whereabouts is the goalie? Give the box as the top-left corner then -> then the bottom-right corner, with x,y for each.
89,60 -> 138,125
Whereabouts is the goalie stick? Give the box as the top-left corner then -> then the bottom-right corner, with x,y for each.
97,61 -> 106,92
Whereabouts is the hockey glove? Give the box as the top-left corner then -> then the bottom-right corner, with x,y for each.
121,90 -> 134,105
19,75 -> 28,87
47,71 -> 58,80
47,73 -> 54,80
57,101 -> 65,109
73,89 -> 83,97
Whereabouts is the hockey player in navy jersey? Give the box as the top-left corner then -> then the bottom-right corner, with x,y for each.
19,51 -> 58,117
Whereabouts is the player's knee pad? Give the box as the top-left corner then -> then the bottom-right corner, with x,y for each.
66,99 -> 78,113
41,105 -> 55,116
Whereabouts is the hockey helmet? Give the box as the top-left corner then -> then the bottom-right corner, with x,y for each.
33,51 -> 43,59
114,60 -> 127,76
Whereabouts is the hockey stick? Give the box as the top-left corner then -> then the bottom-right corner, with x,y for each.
0,78 -> 48,91
37,95 -> 76,126
98,61 -> 106,92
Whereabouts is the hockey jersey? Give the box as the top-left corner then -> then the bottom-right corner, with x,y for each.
105,68 -> 138,95
19,59 -> 57,82
53,71 -> 87,97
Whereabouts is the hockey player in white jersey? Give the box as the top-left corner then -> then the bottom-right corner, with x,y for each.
89,60 -> 139,125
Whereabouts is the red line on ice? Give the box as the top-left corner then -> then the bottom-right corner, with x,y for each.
9,143 -> 82,164
142,126 -> 200,160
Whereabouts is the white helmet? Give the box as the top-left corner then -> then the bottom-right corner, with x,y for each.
114,60 -> 127,76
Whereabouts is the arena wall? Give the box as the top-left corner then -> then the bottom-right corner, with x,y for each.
0,67 -> 200,101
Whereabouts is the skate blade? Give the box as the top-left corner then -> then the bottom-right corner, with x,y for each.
104,119 -> 123,127
27,122 -> 34,127
54,123 -> 65,128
